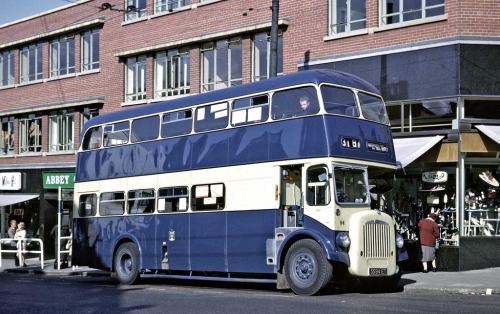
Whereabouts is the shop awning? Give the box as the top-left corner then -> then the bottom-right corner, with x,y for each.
393,135 -> 444,168
0,194 -> 39,207
476,125 -> 500,145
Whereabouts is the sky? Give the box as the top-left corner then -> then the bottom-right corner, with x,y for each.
0,0 -> 72,25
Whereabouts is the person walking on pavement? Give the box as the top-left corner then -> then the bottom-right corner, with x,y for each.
14,222 -> 27,267
8,220 -> 19,266
418,213 -> 440,273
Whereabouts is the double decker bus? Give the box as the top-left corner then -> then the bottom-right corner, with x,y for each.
72,70 -> 407,295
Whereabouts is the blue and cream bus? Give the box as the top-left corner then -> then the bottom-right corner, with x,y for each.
72,70 -> 407,295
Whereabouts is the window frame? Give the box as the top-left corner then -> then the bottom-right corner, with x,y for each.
0,50 -> 15,86
79,194 -> 97,217
1,117 -> 14,155
306,165 -> 331,206
20,43 -> 43,83
125,0 -> 147,21
50,35 -> 75,78
81,28 -> 100,72
125,55 -> 147,102
154,47 -> 190,98
161,109 -> 193,138
194,102 -> 229,132
158,186 -> 189,213
19,115 -> 42,153
333,164 -> 370,205
230,94 -> 269,126
131,115 -> 160,142
103,121 -> 130,147
380,0 -> 445,26
154,0 -> 190,13
99,191 -> 126,216
329,0 -> 367,35
128,189 -> 156,214
201,37 -> 242,92
48,109 -> 75,152
191,183 -> 225,211
252,31 -> 283,82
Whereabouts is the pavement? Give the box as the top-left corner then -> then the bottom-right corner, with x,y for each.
1,255 -> 499,295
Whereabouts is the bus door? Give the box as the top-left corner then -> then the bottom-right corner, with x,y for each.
280,165 -> 303,228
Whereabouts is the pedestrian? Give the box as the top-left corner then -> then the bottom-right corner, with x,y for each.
7,220 -> 19,266
14,222 -> 27,267
418,213 -> 440,273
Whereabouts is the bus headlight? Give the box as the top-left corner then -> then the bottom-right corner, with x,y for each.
396,234 -> 404,249
337,232 -> 351,249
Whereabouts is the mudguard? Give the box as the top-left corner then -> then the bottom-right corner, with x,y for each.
276,228 -> 350,271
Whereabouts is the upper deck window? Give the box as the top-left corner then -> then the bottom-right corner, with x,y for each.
162,109 -> 192,137
194,103 -> 228,132
131,115 -> 160,142
358,92 -> 389,124
272,86 -> 319,120
231,95 -> 269,126
103,121 -> 130,147
82,126 -> 102,150
321,85 -> 359,117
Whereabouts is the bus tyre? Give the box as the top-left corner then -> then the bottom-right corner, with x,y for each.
114,242 -> 139,285
284,239 -> 333,296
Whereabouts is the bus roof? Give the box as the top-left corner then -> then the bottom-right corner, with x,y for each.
82,70 -> 379,134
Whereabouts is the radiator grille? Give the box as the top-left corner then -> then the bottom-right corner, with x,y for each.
362,220 -> 391,258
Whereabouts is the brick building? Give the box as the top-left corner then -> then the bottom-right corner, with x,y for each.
0,0 -> 499,268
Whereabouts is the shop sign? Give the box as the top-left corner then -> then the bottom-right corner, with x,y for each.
43,172 -> 75,189
422,171 -> 448,183
0,172 -> 22,190
13,208 -> 24,216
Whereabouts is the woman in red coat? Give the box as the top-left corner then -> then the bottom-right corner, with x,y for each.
418,213 -> 440,273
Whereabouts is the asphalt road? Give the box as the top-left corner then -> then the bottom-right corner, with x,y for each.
1,273 -> 499,314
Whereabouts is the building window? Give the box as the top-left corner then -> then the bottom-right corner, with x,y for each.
201,37 -> 242,92
20,43 -> 43,83
329,0 -> 366,34
125,0 -> 147,21
380,0 -> 445,26
0,50 -> 15,86
155,0 -> 189,13
1,117 -> 14,155
387,100 -> 457,133
81,107 -> 99,131
253,32 -> 283,81
19,115 -> 42,153
82,28 -> 100,71
125,55 -> 147,102
50,36 -> 75,77
49,110 -> 74,152
155,47 -> 190,98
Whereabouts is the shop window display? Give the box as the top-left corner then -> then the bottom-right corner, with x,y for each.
464,167 -> 500,237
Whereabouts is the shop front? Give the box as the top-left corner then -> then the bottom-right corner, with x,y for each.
0,168 -> 74,259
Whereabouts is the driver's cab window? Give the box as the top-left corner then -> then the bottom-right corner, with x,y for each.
334,166 -> 369,204
306,166 -> 330,206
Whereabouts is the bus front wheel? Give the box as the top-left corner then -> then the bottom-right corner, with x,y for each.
284,239 -> 333,295
114,242 -> 139,285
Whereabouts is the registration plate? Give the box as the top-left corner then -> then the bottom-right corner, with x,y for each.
369,268 -> 387,275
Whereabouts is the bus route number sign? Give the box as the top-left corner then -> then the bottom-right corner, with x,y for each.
341,137 -> 360,149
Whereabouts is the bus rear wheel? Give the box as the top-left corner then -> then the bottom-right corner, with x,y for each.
114,242 -> 139,285
284,239 -> 333,295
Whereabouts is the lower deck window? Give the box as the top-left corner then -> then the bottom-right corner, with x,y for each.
158,187 -> 188,212
128,189 -> 155,214
191,183 -> 225,210
79,194 -> 97,217
99,192 -> 125,216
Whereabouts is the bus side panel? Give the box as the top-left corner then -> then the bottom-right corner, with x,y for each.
189,212 -> 227,272
73,218 -> 107,270
160,136 -> 192,173
156,214 -> 190,270
228,126 -> 270,164
191,132 -> 229,170
269,117 -> 329,160
226,209 -> 278,274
